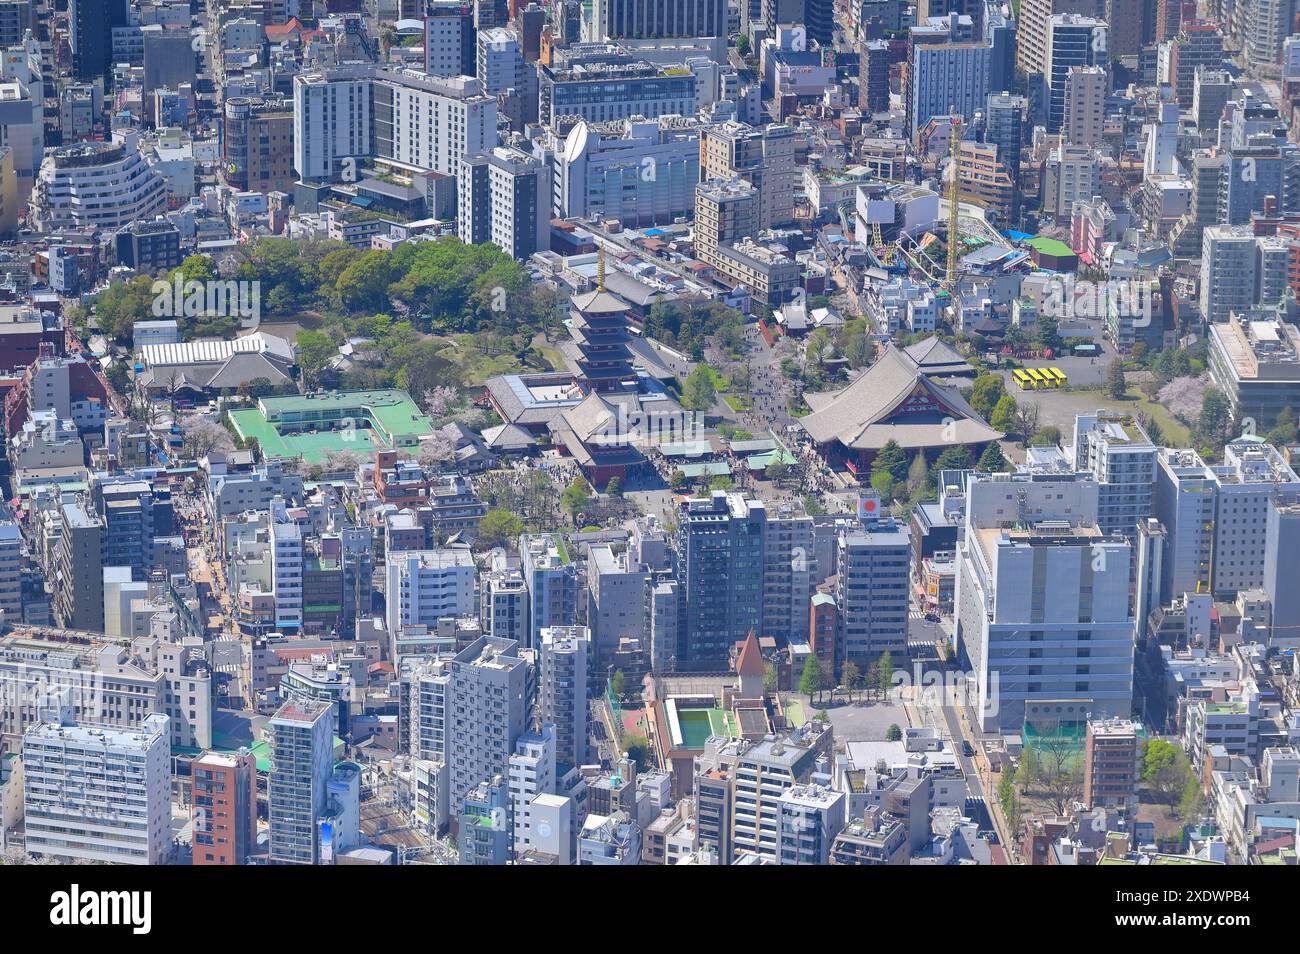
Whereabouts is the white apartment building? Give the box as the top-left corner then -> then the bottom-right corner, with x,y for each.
385,548 -> 476,638
509,724 -> 558,858
1200,225 -> 1260,323
267,697 -> 334,865
477,28 -> 523,95
1069,411 -> 1158,537
777,783 -> 847,865
1044,143 -> 1099,217
23,711 -> 171,864
1209,438 -> 1300,596
29,136 -> 167,234
539,626 -> 590,770
448,636 -> 529,805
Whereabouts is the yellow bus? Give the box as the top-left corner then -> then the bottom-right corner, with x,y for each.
1048,367 -> 1067,387
1025,367 -> 1048,388
1013,369 -> 1035,390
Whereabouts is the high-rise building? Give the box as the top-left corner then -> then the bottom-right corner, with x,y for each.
267,698 -> 334,865
481,563 -> 528,645
448,636 -> 529,805
777,784 -> 847,864
905,14 -> 994,143
955,472 -> 1136,733
509,725 -> 558,858
384,548 -> 477,638
53,499 -> 104,634
584,543 -> 647,667
520,534 -> 578,649
1017,0 -> 1105,76
1264,500 -> 1300,648
860,40 -> 891,114
985,91 -> 1026,180
1153,448 -> 1217,602
539,626 -> 590,770
675,492 -> 767,669
457,146 -> 548,261
1170,23 -> 1225,108
223,97 -> 295,194
23,710 -> 171,864
763,499 -> 815,642
835,505 -> 910,667
1069,411 -> 1158,537
70,0 -> 129,87
425,1 -> 477,78
191,750 -> 258,865
593,0 -> 728,40
1199,225 -> 1260,323
1208,439 -> 1300,597
700,121 -> 796,230
1063,65 -> 1106,147
1042,15 -> 1106,135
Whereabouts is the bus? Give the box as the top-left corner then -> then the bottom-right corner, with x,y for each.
1048,367 -> 1067,387
1012,369 -> 1035,390
1025,367 -> 1048,388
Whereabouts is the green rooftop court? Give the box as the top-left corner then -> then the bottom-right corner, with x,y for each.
666,697 -> 738,750
228,389 -> 434,463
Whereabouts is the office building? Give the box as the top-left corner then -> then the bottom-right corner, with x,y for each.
675,492 -> 766,670
763,500 -> 815,643
835,500 -> 910,667
985,92 -> 1026,179
1207,315 -> 1300,431
223,97 -> 295,195
425,1 -> 477,78
70,0 -> 129,87
906,14 -> 994,142
594,0 -> 727,40
700,121 -> 796,230
538,57 -> 697,130
954,473 -> 1136,734
1209,439 -> 1300,597
30,139 -> 168,235
1264,500 -> 1300,648
52,499 -> 104,634
23,710 -> 170,865
554,117 -> 701,228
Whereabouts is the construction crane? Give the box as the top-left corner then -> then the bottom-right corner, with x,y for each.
945,117 -> 963,293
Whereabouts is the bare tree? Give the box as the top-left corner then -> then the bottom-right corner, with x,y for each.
180,414 -> 235,459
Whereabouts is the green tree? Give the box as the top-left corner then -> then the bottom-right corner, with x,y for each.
799,655 -> 825,705
933,445 -> 972,474
605,476 -> 623,497
763,661 -> 778,693
1104,358 -> 1127,399
611,669 -> 626,701
296,330 -> 336,389
1267,406 -> 1298,446
622,732 -> 653,771
1030,425 -> 1062,447
1143,738 -> 1193,813
872,439 -> 909,484
885,723 -> 903,742
1179,777 -> 1205,822
1198,388 -> 1232,448
476,509 -> 525,550
977,442 -> 1010,472
877,651 -> 895,702
1035,314 -> 1061,351
561,478 -> 591,524
990,394 -> 1019,433
669,469 -> 688,492
907,452 -> 930,501
737,33 -> 751,56
970,373 -> 1006,419
871,470 -> 896,502
681,365 -> 717,411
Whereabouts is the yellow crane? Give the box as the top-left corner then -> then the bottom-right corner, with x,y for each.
946,117 -> 962,292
